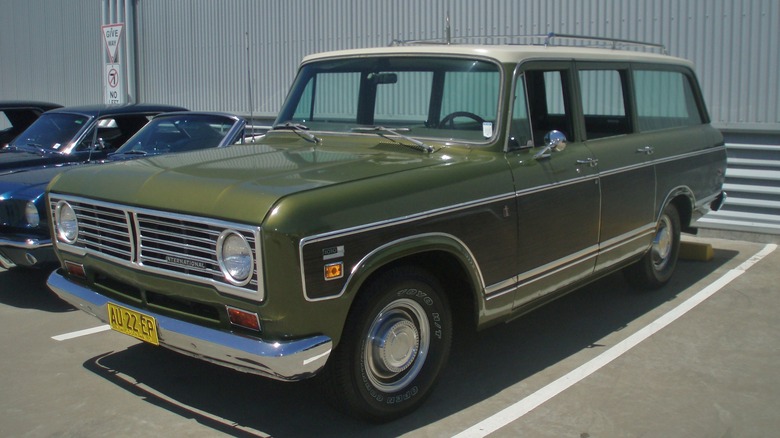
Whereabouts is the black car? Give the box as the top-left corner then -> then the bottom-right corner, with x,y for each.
0,101 -> 62,147
0,111 -> 249,269
0,103 -> 187,173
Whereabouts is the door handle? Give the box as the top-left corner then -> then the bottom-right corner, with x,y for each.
636,145 -> 654,155
576,158 -> 599,167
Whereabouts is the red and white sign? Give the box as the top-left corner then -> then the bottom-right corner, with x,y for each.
102,23 -> 124,63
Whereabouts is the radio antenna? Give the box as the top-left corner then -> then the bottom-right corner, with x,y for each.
445,12 -> 451,44
245,31 -> 255,142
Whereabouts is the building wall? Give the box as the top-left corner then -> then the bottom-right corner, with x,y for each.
1,0 -> 778,131
0,0 -> 102,105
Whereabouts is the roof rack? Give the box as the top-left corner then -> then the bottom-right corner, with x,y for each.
542,33 -> 667,54
390,32 -> 667,55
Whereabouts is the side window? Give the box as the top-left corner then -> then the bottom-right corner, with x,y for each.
75,118 -> 123,151
633,69 -> 704,131
75,126 -> 98,151
0,112 -> 11,131
543,71 -> 566,115
525,69 -> 576,146
510,74 -> 532,148
578,69 -> 631,139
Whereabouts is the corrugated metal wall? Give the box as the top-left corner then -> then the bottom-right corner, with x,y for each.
133,0 -> 451,116
0,0 -> 102,105
1,0 -> 778,129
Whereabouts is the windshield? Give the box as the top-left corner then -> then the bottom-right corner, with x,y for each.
113,114 -> 239,155
8,113 -> 89,150
275,56 -> 501,143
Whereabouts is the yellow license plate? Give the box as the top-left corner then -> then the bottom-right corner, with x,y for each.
107,303 -> 159,346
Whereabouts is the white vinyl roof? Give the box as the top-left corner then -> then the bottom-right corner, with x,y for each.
302,44 -> 694,68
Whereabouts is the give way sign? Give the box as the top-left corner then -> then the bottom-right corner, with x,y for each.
102,23 -> 124,62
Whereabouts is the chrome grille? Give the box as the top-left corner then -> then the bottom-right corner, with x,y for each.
0,200 -> 24,227
70,201 -> 133,261
49,194 -> 262,301
136,213 -> 259,288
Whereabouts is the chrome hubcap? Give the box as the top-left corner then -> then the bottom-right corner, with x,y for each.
379,319 -> 419,373
652,215 -> 673,271
364,298 -> 429,391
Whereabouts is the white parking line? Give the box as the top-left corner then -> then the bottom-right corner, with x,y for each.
52,325 -> 111,341
454,243 -> 777,438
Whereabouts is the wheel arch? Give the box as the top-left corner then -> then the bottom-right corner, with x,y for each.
658,185 -> 695,233
339,233 -> 482,338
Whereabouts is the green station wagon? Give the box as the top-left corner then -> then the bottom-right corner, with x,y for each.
47,37 -> 726,421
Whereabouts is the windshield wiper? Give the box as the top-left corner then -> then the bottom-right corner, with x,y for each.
112,150 -> 148,156
351,126 -> 434,153
108,150 -> 149,160
272,122 -> 321,144
4,143 -> 62,156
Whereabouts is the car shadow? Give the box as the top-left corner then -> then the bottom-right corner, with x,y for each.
0,267 -> 74,313
81,247 -> 739,437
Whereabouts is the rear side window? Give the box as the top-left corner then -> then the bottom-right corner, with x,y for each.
578,69 -> 631,139
633,70 -> 704,131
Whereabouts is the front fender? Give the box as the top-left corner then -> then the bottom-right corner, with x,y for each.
341,232 -> 486,302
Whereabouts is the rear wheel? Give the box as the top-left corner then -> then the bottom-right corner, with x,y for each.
320,267 -> 452,422
624,203 -> 681,289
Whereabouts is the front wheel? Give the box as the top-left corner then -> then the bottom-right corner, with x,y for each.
624,203 -> 681,290
320,267 -> 452,422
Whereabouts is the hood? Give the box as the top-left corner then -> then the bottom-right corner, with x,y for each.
48,136 -> 449,225
0,149 -> 70,172
0,164 -> 81,201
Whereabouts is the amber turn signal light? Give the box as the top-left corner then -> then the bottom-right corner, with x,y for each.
65,261 -> 86,279
324,262 -> 343,280
226,306 -> 261,331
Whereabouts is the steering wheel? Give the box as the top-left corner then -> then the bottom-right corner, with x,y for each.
438,111 -> 485,129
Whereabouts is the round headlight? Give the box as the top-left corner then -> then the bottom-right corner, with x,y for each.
25,201 -> 40,227
217,230 -> 253,285
54,201 -> 79,244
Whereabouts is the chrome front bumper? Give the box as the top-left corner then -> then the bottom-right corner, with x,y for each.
0,236 -> 54,268
47,270 -> 332,382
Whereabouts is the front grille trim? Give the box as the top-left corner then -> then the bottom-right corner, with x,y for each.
49,193 -> 264,302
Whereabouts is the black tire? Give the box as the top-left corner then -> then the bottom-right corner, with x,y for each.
320,266 -> 452,422
624,203 -> 681,290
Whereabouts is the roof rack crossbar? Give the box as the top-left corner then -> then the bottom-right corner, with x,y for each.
543,32 -> 667,54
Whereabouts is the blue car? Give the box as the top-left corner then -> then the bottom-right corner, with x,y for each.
0,111 -> 249,269
0,101 -> 62,148
1,103 -> 186,173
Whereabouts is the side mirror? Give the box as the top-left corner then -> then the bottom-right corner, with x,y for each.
533,130 -> 568,159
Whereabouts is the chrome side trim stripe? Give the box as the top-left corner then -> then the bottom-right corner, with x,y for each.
485,225 -> 655,301
485,245 -> 599,300
299,192 -> 517,247
597,224 -> 656,257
